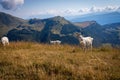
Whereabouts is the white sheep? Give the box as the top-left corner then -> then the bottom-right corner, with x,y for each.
1,36 -> 9,46
75,33 -> 93,51
50,40 -> 61,44
80,35 -> 93,50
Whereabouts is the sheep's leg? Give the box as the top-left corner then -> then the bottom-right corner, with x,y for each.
7,42 -> 9,45
86,44 -> 89,51
82,46 -> 86,53
84,47 -> 86,53
2,42 -> 5,46
90,45 -> 92,51
89,44 -> 93,53
83,47 -> 85,51
81,45 -> 85,52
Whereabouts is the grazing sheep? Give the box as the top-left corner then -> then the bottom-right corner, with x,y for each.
50,40 -> 61,44
75,32 -> 93,51
80,34 -> 93,50
1,36 -> 9,46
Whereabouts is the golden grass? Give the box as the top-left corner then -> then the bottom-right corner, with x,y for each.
0,42 -> 120,80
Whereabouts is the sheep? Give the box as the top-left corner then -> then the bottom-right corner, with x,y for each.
50,40 -> 61,44
75,32 -> 93,51
1,36 -> 9,46
79,34 -> 93,50
75,33 -> 87,51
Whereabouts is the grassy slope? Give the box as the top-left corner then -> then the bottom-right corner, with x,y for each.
0,42 -> 120,80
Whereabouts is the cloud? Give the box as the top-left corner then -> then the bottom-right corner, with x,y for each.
90,6 -> 97,12
89,6 -> 119,13
71,6 -> 120,16
79,8 -> 89,13
0,0 -> 24,10
30,6 -> 120,18
27,5 -> 120,19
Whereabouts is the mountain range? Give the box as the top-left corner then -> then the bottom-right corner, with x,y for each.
71,12 -> 120,25
0,12 -> 120,47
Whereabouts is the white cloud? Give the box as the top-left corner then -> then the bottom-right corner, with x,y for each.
28,6 -> 120,19
90,6 -> 119,12
103,6 -> 118,11
0,0 -> 24,10
79,8 -> 89,13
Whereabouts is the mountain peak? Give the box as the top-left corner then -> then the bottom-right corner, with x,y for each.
51,16 -> 66,21
54,16 -> 63,18
46,16 -> 70,25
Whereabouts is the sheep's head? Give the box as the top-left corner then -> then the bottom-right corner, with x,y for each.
74,32 -> 84,41
74,32 -> 81,38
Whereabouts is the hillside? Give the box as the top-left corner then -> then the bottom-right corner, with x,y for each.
102,22 -> 120,46
7,16 -> 81,44
74,21 -> 97,28
0,42 -> 120,80
0,12 -> 26,37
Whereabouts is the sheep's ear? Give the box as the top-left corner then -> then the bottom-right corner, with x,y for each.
77,32 -> 81,36
73,32 -> 78,36
73,32 -> 79,37
75,32 -> 79,34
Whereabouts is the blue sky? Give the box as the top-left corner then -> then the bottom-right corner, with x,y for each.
0,0 -> 120,19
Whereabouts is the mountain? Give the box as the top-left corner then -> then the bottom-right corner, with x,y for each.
102,23 -> 120,46
28,16 -> 81,34
74,21 -> 97,28
0,12 -> 120,47
71,12 -> 120,25
0,12 -> 26,37
7,16 -> 81,44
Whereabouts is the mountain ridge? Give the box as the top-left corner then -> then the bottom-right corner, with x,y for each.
0,12 -> 26,37
0,12 -> 120,47
71,12 -> 120,25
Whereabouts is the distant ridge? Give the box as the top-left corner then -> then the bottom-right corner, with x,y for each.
71,12 -> 120,25
74,21 -> 97,28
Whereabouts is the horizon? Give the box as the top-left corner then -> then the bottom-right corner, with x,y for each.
0,0 -> 120,19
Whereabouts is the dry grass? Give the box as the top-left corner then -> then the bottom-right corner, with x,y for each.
0,42 -> 120,80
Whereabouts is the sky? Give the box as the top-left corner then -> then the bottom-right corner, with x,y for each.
0,0 -> 120,19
